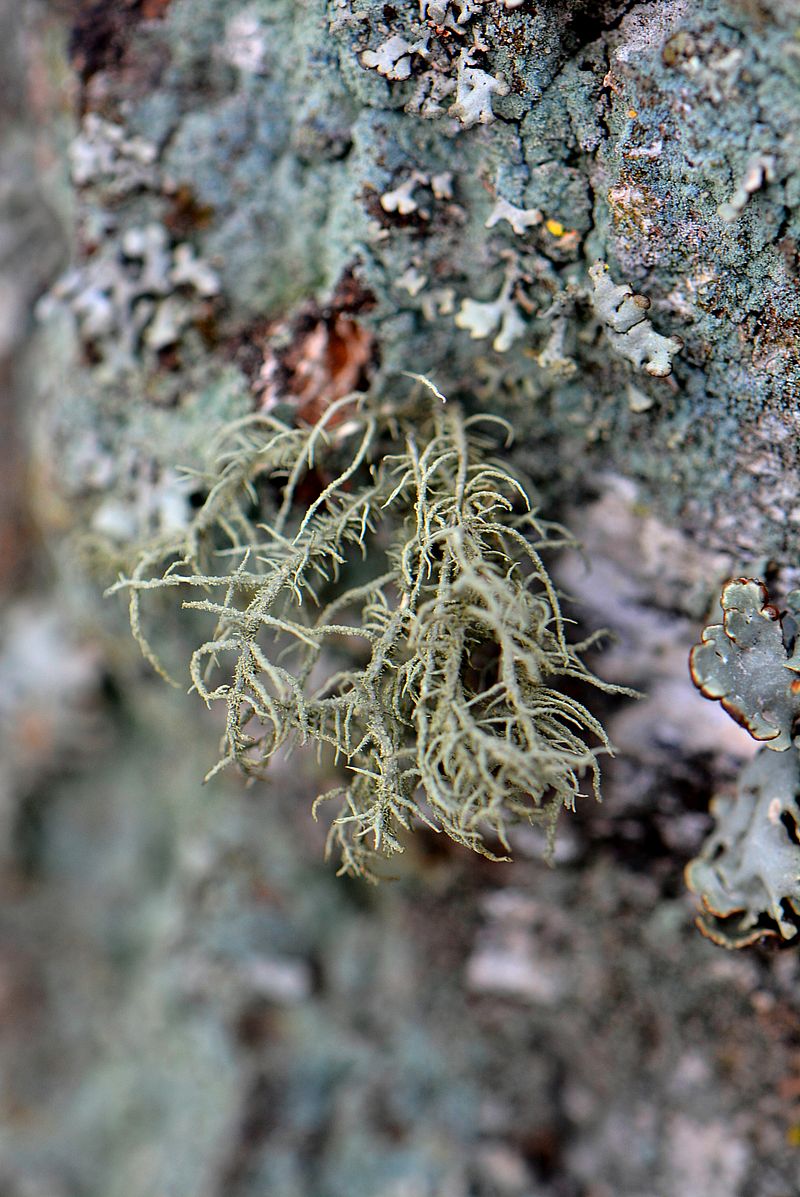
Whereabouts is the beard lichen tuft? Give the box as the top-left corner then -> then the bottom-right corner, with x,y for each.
108,383 -> 619,878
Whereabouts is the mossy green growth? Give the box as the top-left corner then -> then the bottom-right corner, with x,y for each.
109,383 -> 617,878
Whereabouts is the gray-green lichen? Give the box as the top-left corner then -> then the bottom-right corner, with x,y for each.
690,578 -> 800,750
111,385 -> 619,878
686,747 -> 800,948
688,578 -> 800,946
29,0 -> 800,918
42,220 -> 220,376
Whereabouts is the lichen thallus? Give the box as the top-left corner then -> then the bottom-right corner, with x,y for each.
109,379 -> 626,878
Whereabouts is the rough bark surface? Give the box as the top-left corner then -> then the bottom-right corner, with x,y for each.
3,1 -> 800,1194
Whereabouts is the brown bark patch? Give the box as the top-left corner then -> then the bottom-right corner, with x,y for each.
68,0 -> 172,86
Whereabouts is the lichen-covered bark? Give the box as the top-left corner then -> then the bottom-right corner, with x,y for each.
5,0 -> 800,1194
37,0 -> 800,563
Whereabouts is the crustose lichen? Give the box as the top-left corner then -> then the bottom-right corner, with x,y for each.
109,384 -> 617,878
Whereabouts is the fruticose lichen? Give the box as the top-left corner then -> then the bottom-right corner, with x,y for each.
110,384 -> 619,879
688,578 -> 800,946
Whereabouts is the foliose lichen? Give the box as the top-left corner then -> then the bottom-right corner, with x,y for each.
689,578 -> 800,749
589,261 -> 683,379
454,267 -> 528,354
687,578 -> 800,946
41,222 -> 220,377
686,748 -> 800,949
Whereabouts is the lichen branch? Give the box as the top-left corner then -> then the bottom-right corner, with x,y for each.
109,385 -> 619,877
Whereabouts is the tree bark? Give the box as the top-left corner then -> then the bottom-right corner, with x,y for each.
3,1 -> 800,1194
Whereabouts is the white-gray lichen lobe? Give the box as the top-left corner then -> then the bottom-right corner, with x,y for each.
687,578 -> 800,947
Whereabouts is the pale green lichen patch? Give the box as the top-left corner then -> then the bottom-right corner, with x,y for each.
454,269 -> 527,353
689,578 -> 800,750
110,385 -> 620,879
485,196 -> 542,237
589,262 -> 683,378
361,34 -> 424,81
41,222 -> 221,378
451,49 -> 509,128
685,747 -> 800,948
